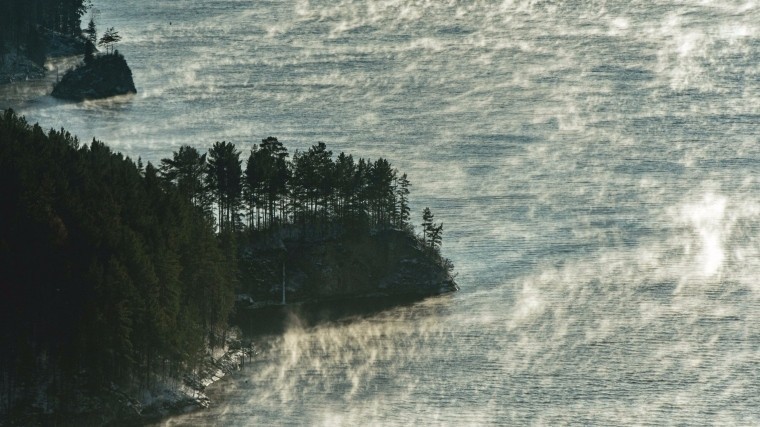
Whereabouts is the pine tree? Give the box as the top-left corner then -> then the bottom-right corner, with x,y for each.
98,27 -> 121,54
421,207 -> 434,246
429,223 -> 443,249
260,137 -> 290,226
334,152 -> 356,221
206,141 -> 242,233
353,158 -> 370,222
368,158 -> 395,227
396,173 -> 411,228
84,17 -> 97,45
160,145 -> 211,218
310,142 -> 334,221
246,137 -> 289,228
83,17 -> 97,63
421,208 -> 443,249
244,146 -> 265,229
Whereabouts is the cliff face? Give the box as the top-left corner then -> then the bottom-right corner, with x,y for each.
51,52 -> 136,101
240,228 -> 457,305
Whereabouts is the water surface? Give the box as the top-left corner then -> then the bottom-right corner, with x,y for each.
2,0 -> 759,424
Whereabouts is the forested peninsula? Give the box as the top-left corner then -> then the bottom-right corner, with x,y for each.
0,110 -> 456,424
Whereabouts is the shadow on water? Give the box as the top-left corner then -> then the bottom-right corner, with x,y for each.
233,295 -> 436,337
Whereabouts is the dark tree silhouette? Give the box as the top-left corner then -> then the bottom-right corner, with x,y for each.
421,207 -> 443,249
353,157 -> 371,221
421,207 -> 434,246
83,17 -> 97,63
290,142 -> 333,225
84,17 -> 97,44
368,158 -> 395,227
260,137 -> 290,226
98,26 -> 121,54
244,146 -> 265,229
396,173 -> 411,228
245,137 -> 289,228
334,152 -> 356,221
160,145 -> 212,219
207,141 -> 243,233
430,223 -> 443,249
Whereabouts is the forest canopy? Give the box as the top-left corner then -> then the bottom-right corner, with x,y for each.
161,137 -> 420,237
0,109 -> 446,417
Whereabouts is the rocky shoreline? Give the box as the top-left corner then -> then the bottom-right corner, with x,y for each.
134,340 -> 255,423
51,52 -> 136,101
0,29 -> 86,85
3,331 -> 255,426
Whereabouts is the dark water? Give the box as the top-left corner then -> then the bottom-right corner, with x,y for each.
2,0 -> 759,424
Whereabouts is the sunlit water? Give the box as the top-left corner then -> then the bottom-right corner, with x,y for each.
2,0 -> 760,424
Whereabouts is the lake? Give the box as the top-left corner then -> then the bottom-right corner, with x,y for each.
2,0 -> 759,424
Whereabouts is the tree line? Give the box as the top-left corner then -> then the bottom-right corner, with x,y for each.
159,137 -> 443,248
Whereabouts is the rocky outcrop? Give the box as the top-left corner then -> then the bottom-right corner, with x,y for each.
51,52 -> 136,101
239,228 -> 458,305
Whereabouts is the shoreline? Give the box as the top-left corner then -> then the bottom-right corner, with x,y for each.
117,330 -> 257,425
2,331 -> 256,426
0,29 -> 85,85
1,275 -> 455,425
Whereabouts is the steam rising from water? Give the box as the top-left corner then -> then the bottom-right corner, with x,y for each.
679,192 -> 726,277
165,187 -> 760,424
3,0 -> 759,424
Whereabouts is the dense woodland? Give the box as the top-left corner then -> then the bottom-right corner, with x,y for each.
0,0 -> 87,64
163,138 -> 421,236
0,109 -> 445,416
0,110 -> 237,416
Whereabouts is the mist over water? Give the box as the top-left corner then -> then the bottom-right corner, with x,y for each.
3,0 -> 760,424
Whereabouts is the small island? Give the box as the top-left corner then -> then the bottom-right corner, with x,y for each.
0,1 -> 136,100
51,24 -> 136,101
51,51 -> 136,101
0,110 -> 456,424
